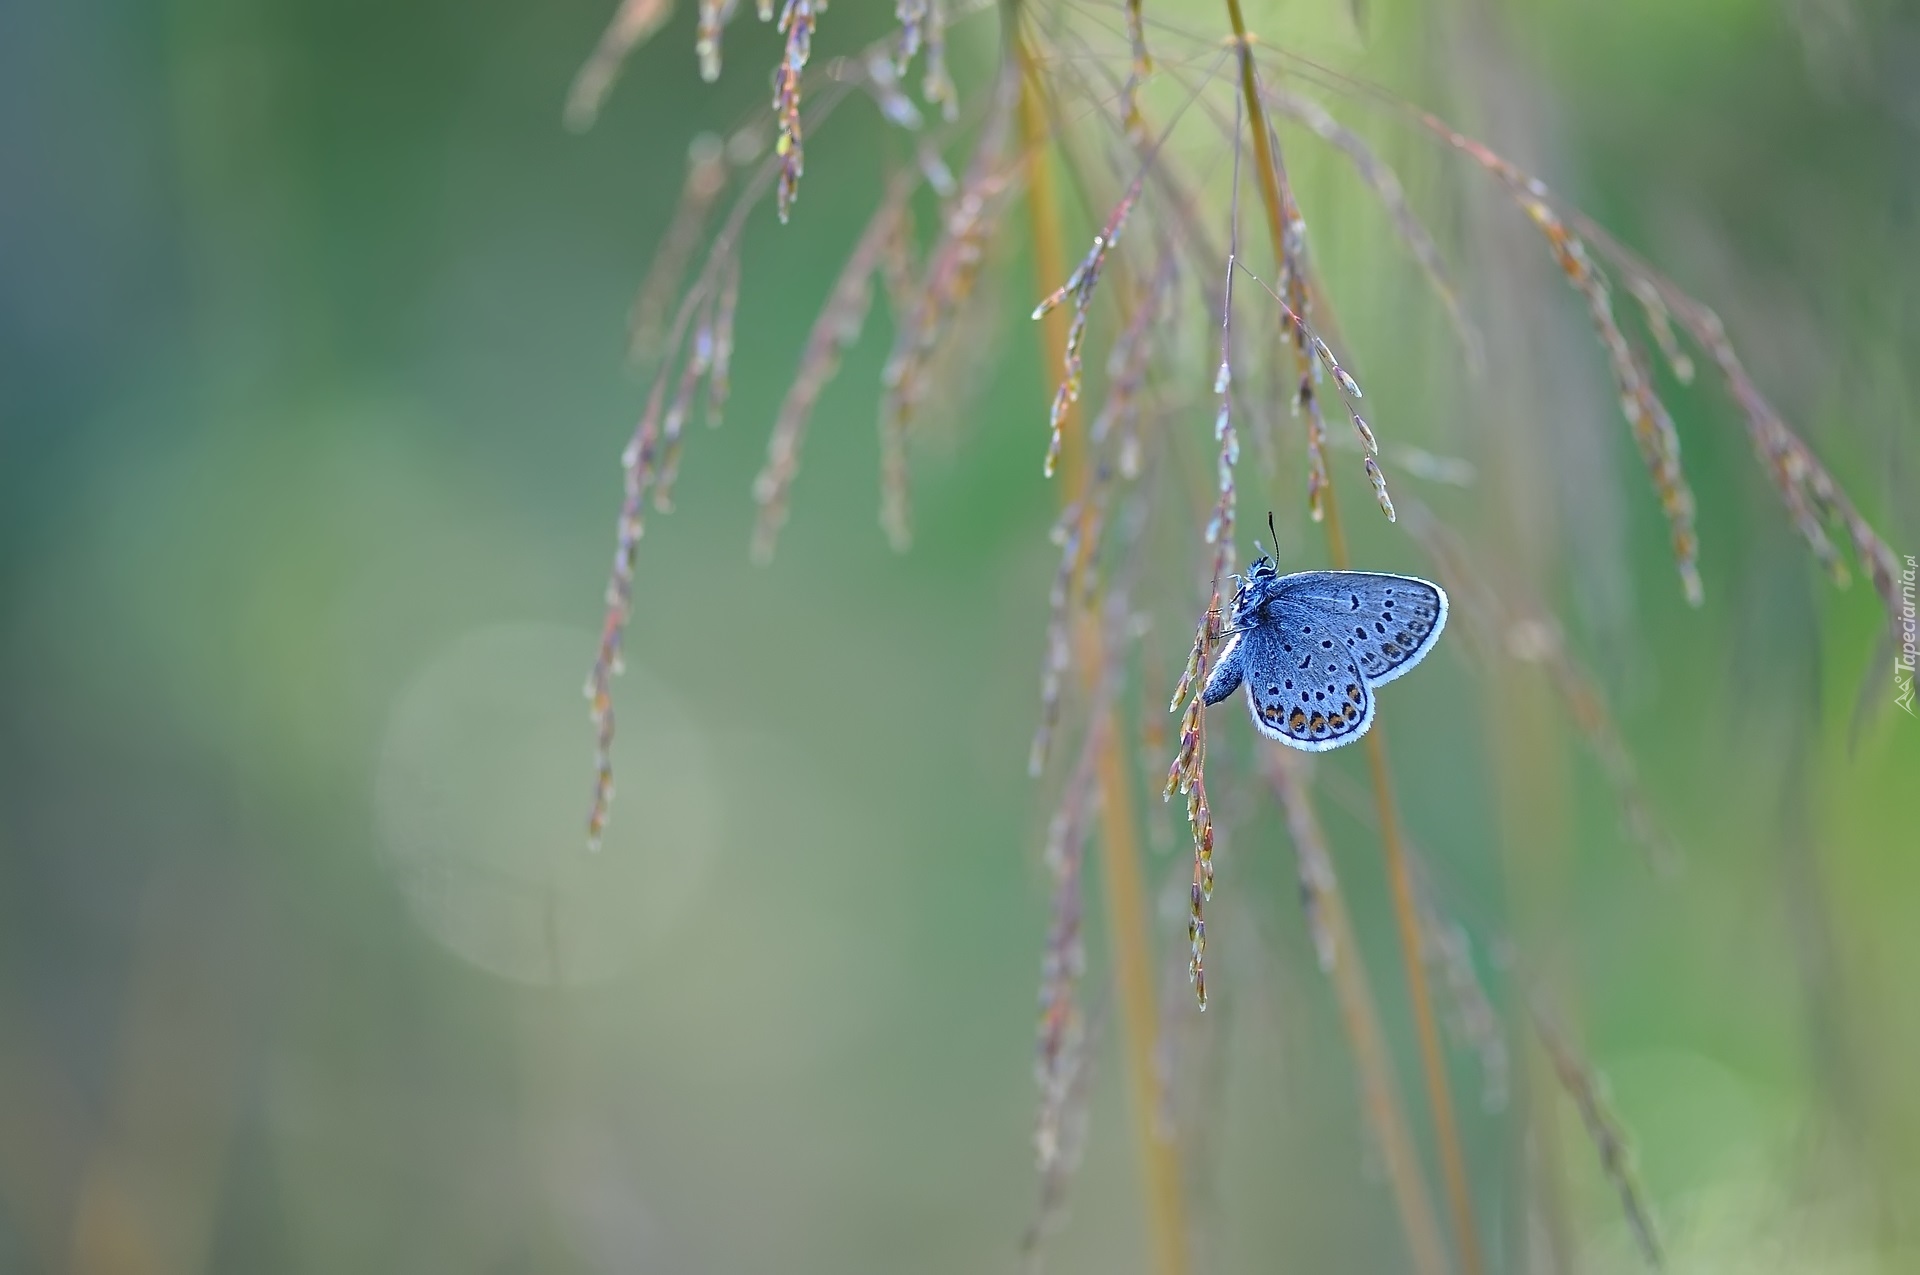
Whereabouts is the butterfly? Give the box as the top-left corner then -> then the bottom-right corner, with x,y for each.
1202,532 -> 1447,752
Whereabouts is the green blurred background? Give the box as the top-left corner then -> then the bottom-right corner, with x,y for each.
1,0 -> 1914,1272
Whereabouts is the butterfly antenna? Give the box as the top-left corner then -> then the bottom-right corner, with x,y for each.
1267,511 -> 1278,558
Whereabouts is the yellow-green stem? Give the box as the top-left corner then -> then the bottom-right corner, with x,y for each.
1490,668 -> 1577,1272
1363,701 -> 1483,1275
1266,750 -> 1452,1275
1220,4 -> 1484,1273
1017,38 -> 1191,1275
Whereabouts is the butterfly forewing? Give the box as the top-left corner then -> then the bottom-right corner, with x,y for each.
1271,570 -> 1448,686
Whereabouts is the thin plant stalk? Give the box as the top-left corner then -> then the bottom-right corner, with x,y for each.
1017,37 -> 1191,1275
1488,667 -> 1580,1275
1361,704 -> 1483,1275
1266,749 -> 1452,1275
1221,3 -> 1484,1272
1470,196 -> 1583,1273
1474,419 -> 1581,1265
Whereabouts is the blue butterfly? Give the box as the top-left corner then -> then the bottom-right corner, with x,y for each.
1202,546 -> 1447,752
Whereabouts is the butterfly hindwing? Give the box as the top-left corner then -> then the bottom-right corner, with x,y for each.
1270,570 -> 1447,686
1236,623 -> 1376,751
1200,632 -> 1245,707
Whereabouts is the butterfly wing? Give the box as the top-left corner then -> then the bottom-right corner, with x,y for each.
1272,570 -> 1447,686
1235,622 -> 1376,751
1200,632 -> 1245,706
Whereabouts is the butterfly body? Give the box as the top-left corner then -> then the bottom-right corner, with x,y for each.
1201,558 -> 1447,752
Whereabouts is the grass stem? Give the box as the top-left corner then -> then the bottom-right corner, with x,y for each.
1266,750 -> 1453,1275
1221,3 -> 1484,1272
1017,37 -> 1191,1275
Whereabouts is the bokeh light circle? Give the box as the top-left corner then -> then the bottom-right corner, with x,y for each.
376,622 -> 717,985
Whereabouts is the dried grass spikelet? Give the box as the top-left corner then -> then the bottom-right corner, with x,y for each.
1024,37 -> 1226,403
628,134 -> 730,361
1032,178 -> 1139,478
1264,86 -> 1484,374
921,0 -> 959,121
1028,245 -> 1178,783
861,49 -> 915,128
1248,55 -> 1900,635
579,5 -> 1012,846
1088,244 -> 1177,485
1033,729 -> 1098,1194
772,0 -> 827,223
1164,564 -> 1221,1012
580,15 -> 1906,1271
651,251 -> 738,512
891,0 -> 958,121
1149,42 -> 1400,524
1533,1003 -> 1664,1269
1028,502 -> 1084,777
752,177 -> 916,564
1682,298 -> 1904,625
695,0 -> 729,82
584,64 -> 866,847
894,0 -> 927,65
565,0 -> 677,131
1628,277 -> 1695,386
1136,49 -> 1351,526
705,249 -> 742,425
1116,0 -> 1151,143
1158,105 -> 1250,1009
1418,900 -> 1510,1115
1416,116 -> 1704,603
1236,260 -> 1399,523
1151,854 -> 1214,1139
1545,217 -> 1703,606
879,68 -> 1019,550
1312,73 -> 1905,684
1028,586 -> 1151,1262
1398,496 -> 1678,872
587,255 -> 734,845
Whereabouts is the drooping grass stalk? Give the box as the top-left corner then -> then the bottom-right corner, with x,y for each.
1310,740 -> 1668,1271
1533,1004 -> 1665,1268
1484,641 -> 1581,1275
1016,36 -> 1190,1275
1219,3 -> 1484,1272
1474,522 -> 1582,1267
1358,702 -> 1483,1275
571,6 -> 1909,1267
1400,497 -> 1677,874
1461,155 -> 1588,1260
1266,749 -> 1452,1275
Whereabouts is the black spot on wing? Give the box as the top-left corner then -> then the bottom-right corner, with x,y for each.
1243,632 -> 1372,749
1278,574 -> 1445,685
